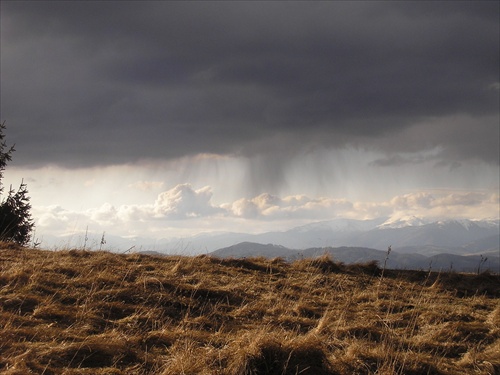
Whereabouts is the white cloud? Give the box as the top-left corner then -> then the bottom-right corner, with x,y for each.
223,193 -> 353,220
116,204 -> 150,222
32,184 -> 499,246
34,205 -> 96,235
387,191 -> 499,220
225,198 -> 260,218
390,192 -> 435,209
89,203 -> 119,224
153,184 -> 223,219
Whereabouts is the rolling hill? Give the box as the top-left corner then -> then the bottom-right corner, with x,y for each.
210,242 -> 499,273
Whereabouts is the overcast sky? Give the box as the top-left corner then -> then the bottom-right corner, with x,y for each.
1,1 -> 499,248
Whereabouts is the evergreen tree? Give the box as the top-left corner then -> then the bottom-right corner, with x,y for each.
0,122 -> 34,246
0,122 -> 15,185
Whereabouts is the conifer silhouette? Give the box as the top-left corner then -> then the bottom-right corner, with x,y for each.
0,122 -> 34,245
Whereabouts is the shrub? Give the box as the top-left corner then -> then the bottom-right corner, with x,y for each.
0,121 -> 34,246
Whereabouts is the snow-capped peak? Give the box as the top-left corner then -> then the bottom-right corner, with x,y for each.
379,216 -> 500,230
378,215 -> 430,229
436,219 -> 500,230
291,217 -> 386,233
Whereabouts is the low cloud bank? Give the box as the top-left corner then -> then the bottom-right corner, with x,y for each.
34,184 -> 499,239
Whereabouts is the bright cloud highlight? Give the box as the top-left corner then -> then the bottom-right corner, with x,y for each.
33,184 -> 499,247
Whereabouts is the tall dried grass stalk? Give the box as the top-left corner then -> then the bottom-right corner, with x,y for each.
0,247 -> 498,374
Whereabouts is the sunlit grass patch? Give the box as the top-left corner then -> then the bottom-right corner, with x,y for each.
0,247 -> 498,374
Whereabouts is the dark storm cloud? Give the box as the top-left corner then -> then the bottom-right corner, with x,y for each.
1,1 -> 498,167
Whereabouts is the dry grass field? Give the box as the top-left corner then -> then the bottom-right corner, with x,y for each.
0,244 -> 499,374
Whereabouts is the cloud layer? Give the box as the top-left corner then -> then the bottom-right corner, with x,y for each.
2,1 -> 498,169
34,183 -> 499,241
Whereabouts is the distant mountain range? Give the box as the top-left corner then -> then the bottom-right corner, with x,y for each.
156,217 -> 499,255
202,217 -> 499,273
209,242 -> 499,273
41,217 -> 499,272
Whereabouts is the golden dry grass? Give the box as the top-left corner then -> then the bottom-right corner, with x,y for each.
0,247 -> 499,374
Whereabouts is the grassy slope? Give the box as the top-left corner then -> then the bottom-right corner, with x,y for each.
0,246 -> 499,375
